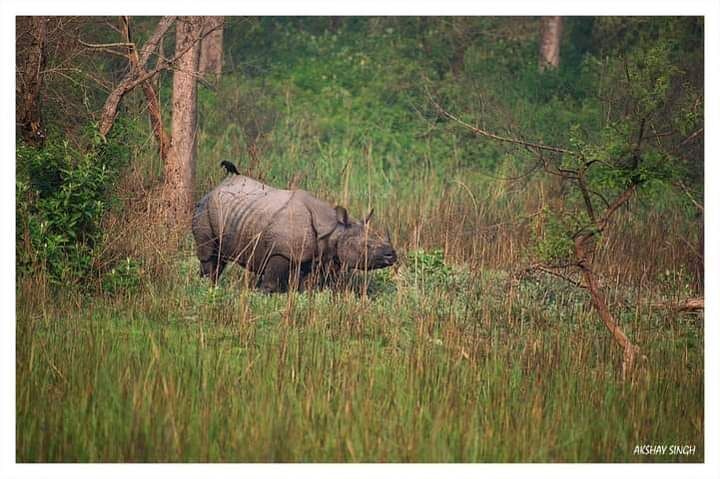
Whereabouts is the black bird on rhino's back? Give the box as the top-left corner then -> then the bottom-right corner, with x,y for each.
220,160 -> 240,175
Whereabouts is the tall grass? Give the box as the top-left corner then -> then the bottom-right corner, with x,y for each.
16,245 -> 703,462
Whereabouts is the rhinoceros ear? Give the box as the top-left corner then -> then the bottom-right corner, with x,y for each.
335,206 -> 350,227
364,208 -> 374,225
303,192 -> 345,238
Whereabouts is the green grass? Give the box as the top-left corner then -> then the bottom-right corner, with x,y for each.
16,252 -> 703,462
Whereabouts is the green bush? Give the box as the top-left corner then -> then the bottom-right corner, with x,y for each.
404,248 -> 463,290
16,123 -> 130,285
534,209 -> 577,265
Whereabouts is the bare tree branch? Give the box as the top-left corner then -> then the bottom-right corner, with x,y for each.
519,263 -> 586,289
588,188 -> 611,210
598,184 -> 637,232
120,16 -> 171,160
679,127 -> 703,146
137,16 -> 177,66
98,16 -> 176,137
98,16 -> 224,139
430,95 -> 578,156
78,40 -> 134,49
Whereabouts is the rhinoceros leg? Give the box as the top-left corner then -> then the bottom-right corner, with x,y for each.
258,255 -> 290,293
200,256 -> 227,285
193,199 -> 227,284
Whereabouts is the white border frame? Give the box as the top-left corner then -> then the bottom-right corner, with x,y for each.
2,1 -> 717,478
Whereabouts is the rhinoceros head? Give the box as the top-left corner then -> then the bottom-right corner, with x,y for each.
332,206 -> 397,270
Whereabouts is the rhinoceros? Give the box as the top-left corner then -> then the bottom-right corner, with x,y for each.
192,171 -> 397,292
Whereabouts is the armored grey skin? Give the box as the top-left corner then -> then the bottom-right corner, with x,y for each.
192,174 -> 397,292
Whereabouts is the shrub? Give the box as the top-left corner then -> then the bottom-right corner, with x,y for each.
16,123 -> 130,286
404,248 -> 460,290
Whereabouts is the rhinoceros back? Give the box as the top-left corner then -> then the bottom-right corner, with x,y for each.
206,175 -> 316,271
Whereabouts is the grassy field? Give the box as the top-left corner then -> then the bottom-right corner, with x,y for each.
16,245 -> 703,462
15,80 -> 704,464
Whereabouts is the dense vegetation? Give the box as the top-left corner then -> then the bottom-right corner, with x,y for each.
16,17 -> 703,462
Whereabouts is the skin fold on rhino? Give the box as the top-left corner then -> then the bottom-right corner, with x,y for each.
192,174 -> 397,293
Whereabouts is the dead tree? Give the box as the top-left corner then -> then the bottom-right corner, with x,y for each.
98,15 -> 176,151
433,101 -> 643,379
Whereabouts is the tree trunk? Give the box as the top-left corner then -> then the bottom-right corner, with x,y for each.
163,16 -> 203,225
16,16 -> 48,145
199,16 -> 223,81
575,234 -> 640,380
538,16 -> 563,71
328,16 -> 343,33
449,18 -> 473,78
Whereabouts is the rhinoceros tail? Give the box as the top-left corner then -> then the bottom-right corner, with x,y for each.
192,196 -> 217,264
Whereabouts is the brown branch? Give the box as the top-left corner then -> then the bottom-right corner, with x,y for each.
634,117 -> 646,152
572,183 -> 637,244
121,16 -> 170,160
538,150 -> 579,180
574,116 -> 645,238
79,40 -> 134,49
575,235 -> 640,380
589,188 -> 611,210
137,16 -> 177,66
98,16 -> 176,137
430,96 -> 578,156
598,184 -> 636,231
680,127 -> 703,146
648,298 -> 704,313
577,168 -> 596,223
520,263 -> 586,289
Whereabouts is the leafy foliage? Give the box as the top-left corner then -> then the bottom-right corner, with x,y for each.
16,123 -> 130,285
534,208 -> 577,264
524,33 -> 703,264
403,248 -> 470,291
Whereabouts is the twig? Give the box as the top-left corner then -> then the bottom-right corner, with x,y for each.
98,16 -> 176,137
434,101 -> 578,156
79,40 -> 134,49
598,184 -> 636,232
676,180 -> 703,214
680,127 -> 703,146
589,189 -> 611,209
518,262 -> 586,289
